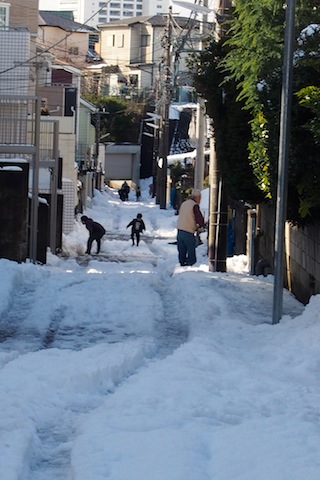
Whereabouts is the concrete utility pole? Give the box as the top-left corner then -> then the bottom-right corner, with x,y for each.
93,108 -> 109,190
207,0 -> 230,272
158,7 -> 173,209
29,60 -> 43,264
208,138 -> 228,272
208,135 -> 219,271
194,99 -> 206,190
194,0 -> 208,191
49,121 -> 59,254
272,0 -> 296,324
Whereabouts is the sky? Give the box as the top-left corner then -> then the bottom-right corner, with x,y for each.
1,179 -> 320,480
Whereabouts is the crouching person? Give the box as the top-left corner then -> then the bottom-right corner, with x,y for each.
81,215 -> 106,255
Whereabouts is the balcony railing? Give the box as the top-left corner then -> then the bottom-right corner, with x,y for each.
0,95 -> 57,160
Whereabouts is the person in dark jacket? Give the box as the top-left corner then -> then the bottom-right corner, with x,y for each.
126,213 -> 145,246
177,189 -> 205,266
81,215 -> 106,254
118,181 -> 130,201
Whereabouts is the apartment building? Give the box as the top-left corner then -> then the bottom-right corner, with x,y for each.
38,0 -> 224,33
39,0 -> 171,27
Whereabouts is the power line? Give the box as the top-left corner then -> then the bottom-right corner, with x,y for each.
0,1 -> 112,77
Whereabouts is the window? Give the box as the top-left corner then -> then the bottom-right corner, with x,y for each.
116,34 -> 124,48
129,74 -> 138,86
52,69 -> 73,86
141,35 -> 150,47
68,47 -> 79,55
107,34 -> 116,47
0,3 -> 9,27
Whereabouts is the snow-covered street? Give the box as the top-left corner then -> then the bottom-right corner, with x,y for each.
1,181 -> 320,480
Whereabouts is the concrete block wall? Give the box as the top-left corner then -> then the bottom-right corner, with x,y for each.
256,203 -> 320,304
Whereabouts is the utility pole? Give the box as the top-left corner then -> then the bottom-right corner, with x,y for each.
207,0 -> 230,272
29,59 -> 43,264
272,0 -> 296,324
93,108 -> 109,190
194,0 -> 208,191
194,99 -> 206,190
49,121 -> 59,254
208,135 -> 218,271
158,7 -> 173,209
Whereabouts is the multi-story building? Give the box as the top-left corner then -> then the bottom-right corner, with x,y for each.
0,0 -> 40,262
38,0 -> 224,33
85,13 -> 202,97
0,0 -> 98,263
38,10 -> 97,68
0,0 -> 39,96
36,11 -> 100,228
39,0 -> 171,27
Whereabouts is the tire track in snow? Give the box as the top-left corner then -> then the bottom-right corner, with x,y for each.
1,260 -> 188,480
152,272 -> 190,358
0,278 -> 43,353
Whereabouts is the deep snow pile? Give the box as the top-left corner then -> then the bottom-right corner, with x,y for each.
0,181 -> 319,480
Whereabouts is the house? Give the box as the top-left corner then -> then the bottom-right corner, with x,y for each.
85,14 -> 201,98
77,97 -> 99,211
36,12 -> 105,228
0,0 -> 39,96
3,0 -> 38,35
0,1 -> 100,263
0,0 -> 43,262
37,61 -> 80,224
38,10 -> 98,68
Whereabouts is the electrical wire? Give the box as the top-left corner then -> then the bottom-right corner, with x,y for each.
0,1 -> 112,77
0,6 -> 204,97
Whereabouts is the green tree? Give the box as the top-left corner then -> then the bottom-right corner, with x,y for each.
83,94 -> 144,143
190,39 -> 264,203
190,0 -> 320,223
